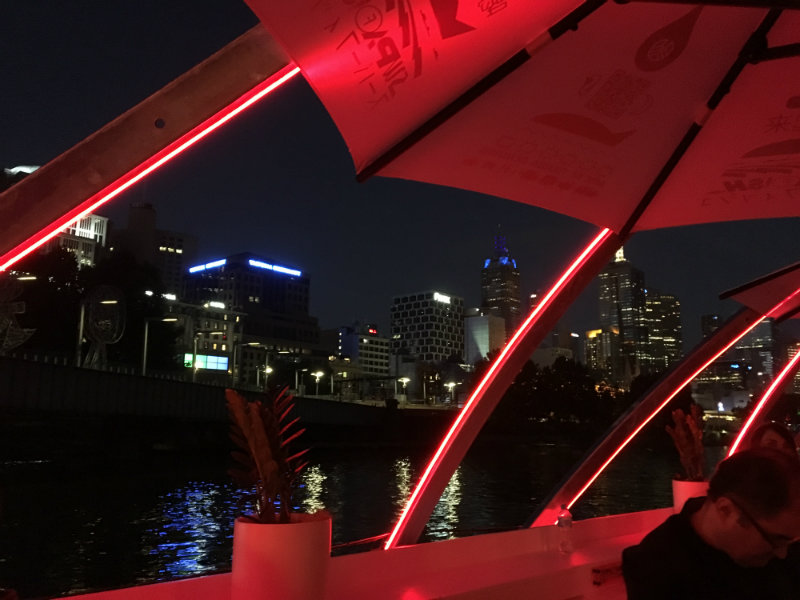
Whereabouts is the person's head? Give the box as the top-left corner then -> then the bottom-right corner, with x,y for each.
747,422 -> 798,457
704,448 -> 800,566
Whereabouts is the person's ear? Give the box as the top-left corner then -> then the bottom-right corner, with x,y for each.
714,496 -> 736,523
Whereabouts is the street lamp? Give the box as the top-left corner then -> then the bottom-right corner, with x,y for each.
257,364 -> 274,390
142,316 -> 178,376
445,381 -> 457,404
398,377 -> 410,403
312,370 -> 324,396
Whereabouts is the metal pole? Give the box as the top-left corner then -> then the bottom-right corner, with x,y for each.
192,335 -> 198,383
232,343 -> 237,387
330,374 -> 334,395
75,302 -> 85,367
141,320 -> 150,376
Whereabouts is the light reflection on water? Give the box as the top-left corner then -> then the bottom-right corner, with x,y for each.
0,442 -> 697,598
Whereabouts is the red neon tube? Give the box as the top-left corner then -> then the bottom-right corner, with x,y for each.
384,227 -> 615,549
0,64 -> 301,272
562,284 -> 800,516
728,346 -> 800,456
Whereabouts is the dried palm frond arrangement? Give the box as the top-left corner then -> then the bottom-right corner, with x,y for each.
666,404 -> 705,482
226,387 -> 309,524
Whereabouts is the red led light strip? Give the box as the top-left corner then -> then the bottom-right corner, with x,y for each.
0,64 -> 301,272
728,346 -> 800,456
385,227 -> 614,549
561,284 -> 800,518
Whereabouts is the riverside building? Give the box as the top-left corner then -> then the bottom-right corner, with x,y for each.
182,252 -> 319,355
390,290 -> 465,363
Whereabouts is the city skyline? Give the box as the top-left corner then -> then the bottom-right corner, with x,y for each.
4,1 -> 800,353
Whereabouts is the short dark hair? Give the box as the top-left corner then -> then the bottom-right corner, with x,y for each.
747,422 -> 797,452
707,448 -> 800,518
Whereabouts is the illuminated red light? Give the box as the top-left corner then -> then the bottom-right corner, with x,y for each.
0,64 -> 301,272
384,228 -> 615,550
728,346 -> 800,456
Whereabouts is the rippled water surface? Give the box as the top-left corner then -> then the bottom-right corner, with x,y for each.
0,441 -> 726,598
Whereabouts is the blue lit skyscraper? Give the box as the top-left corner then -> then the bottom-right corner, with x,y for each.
480,234 -> 522,339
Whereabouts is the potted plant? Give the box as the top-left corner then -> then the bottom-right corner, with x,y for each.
665,404 -> 707,512
226,387 -> 331,600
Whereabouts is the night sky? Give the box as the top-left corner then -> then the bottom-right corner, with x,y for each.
4,1 -> 800,351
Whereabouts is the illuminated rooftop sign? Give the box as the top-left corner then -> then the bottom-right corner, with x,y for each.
189,258 -> 227,273
248,259 -> 301,277
433,292 -> 451,304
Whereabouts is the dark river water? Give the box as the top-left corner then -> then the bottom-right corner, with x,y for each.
0,436 -> 726,599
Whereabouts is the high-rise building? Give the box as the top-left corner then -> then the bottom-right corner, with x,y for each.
645,290 -> 682,372
480,235 -> 521,339
464,308 -> 506,365
183,252 -> 319,352
585,327 -> 621,383
390,290 -> 464,363
731,318 -> 776,379
597,247 -> 649,383
789,342 -> 800,394
110,203 -> 197,295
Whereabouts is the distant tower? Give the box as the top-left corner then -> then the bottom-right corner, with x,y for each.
480,233 -> 522,339
597,247 -> 648,385
701,314 -> 721,339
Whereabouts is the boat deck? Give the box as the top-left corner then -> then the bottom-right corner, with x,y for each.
60,508 -> 671,599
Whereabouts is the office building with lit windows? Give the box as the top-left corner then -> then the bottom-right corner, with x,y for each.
42,212 -> 109,268
390,291 -> 464,363
480,235 -> 522,339
164,299 -> 245,385
337,323 -> 390,377
585,327 -> 621,382
598,247 -> 649,384
645,290 -> 682,372
182,252 -> 319,353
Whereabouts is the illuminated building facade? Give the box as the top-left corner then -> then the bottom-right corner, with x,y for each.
480,235 -> 522,339
338,323 -> 390,377
597,247 -> 649,384
730,318 -> 775,379
43,213 -> 109,268
464,309 -> 506,366
645,290 -> 682,372
390,290 -> 464,363
183,252 -> 319,352
789,343 -> 800,394
584,327 -> 620,382
164,299 -> 245,384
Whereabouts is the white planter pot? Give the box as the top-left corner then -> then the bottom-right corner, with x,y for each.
671,479 -> 708,513
231,512 -> 332,600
